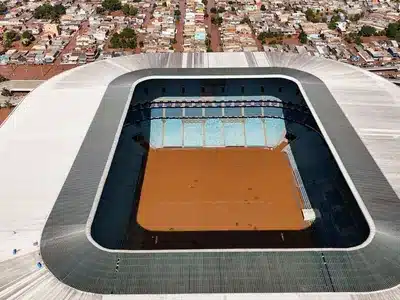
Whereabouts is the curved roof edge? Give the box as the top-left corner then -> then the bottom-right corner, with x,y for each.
37,53 -> 400,295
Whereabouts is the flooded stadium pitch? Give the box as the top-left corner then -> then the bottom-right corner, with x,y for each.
90,78 -> 370,251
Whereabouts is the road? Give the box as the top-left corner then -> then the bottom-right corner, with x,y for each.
205,0 -> 221,51
174,0 -> 186,51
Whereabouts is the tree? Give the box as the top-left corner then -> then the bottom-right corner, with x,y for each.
0,75 -> 8,82
101,0 -> 122,11
172,38 -> 177,44
204,12 -> 209,18
386,22 -> 400,38
328,14 -> 340,30
210,7 -> 217,13
174,9 -> 181,16
139,41 -> 144,47
109,28 -> 137,49
162,1 -> 167,6
34,3 -> 66,19
21,30 -> 34,41
260,4 -> 266,11
231,6 -> 235,11
202,0 -> 208,5
217,7 -> 225,13
207,46 -> 213,52
359,25 -> 376,37
305,8 -> 314,21
211,15 -> 223,26
4,30 -> 17,42
299,31 -> 307,44
122,4 -> 138,16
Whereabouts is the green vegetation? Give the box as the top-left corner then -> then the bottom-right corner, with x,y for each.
385,22 -> 400,41
211,15 -> 223,26
257,31 -> 284,44
33,3 -> 66,20
260,4 -> 266,11
299,31 -> 307,44
344,32 -> 362,44
109,27 -> 137,49
21,30 -> 35,46
305,8 -> 322,23
3,30 -> 18,48
122,4 -> 138,16
358,25 -> 376,37
101,0 -> 122,11
328,14 -> 340,30
202,0 -> 208,6
162,1 -> 167,6
349,13 -> 363,22
217,7 -> 225,13
174,9 -> 181,17
21,30 -> 34,40
0,75 -> 9,83
210,7 -> 217,13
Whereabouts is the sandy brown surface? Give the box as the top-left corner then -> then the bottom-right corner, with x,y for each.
0,107 -> 12,125
137,147 -> 308,232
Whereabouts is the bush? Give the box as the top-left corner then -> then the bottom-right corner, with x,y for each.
34,3 -> 66,19
359,25 -> 376,37
109,28 -> 137,49
101,0 -> 121,11
260,4 -> 266,11
299,31 -> 307,44
122,4 -> 138,16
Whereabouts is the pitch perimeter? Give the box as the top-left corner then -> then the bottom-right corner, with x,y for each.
137,147 -> 309,232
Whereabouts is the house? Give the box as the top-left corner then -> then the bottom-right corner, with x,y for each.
43,23 -> 60,36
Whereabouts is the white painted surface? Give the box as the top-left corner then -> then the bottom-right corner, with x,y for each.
0,53 -> 399,299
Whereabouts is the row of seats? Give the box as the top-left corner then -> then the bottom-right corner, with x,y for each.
132,79 -> 305,105
142,118 -> 286,148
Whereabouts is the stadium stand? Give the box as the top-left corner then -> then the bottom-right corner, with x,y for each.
244,118 -> 266,147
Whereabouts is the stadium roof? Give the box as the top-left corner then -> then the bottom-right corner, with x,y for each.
1,52 -> 400,300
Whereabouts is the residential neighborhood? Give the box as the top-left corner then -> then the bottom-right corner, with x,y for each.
0,0 -> 400,83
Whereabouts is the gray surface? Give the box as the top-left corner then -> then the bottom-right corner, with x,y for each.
40,67 -> 400,294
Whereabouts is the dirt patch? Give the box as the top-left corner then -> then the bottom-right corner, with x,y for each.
137,147 -> 308,232
0,107 -> 12,125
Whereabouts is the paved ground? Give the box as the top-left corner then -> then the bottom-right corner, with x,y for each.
205,0 -> 221,51
137,147 -> 308,231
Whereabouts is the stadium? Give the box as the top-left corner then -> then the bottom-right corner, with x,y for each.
0,52 -> 400,300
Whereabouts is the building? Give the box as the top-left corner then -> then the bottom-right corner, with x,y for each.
0,52 -> 400,300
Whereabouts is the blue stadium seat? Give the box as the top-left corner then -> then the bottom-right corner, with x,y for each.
263,106 -> 284,118
150,108 -> 163,118
165,108 -> 183,118
204,107 -> 222,117
245,118 -> 266,147
164,119 -> 183,147
204,119 -> 224,146
243,107 -> 262,117
183,121 -> 203,147
224,121 -> 245,146
265,118 -> 285,147
149,119 -> 163,148
224,107 -> 242,117
185,107 -> 203,117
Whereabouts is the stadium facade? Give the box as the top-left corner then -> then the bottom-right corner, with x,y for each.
1,52 -> 400,300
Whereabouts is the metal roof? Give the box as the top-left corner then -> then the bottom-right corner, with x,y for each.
1,52 -> 400,299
